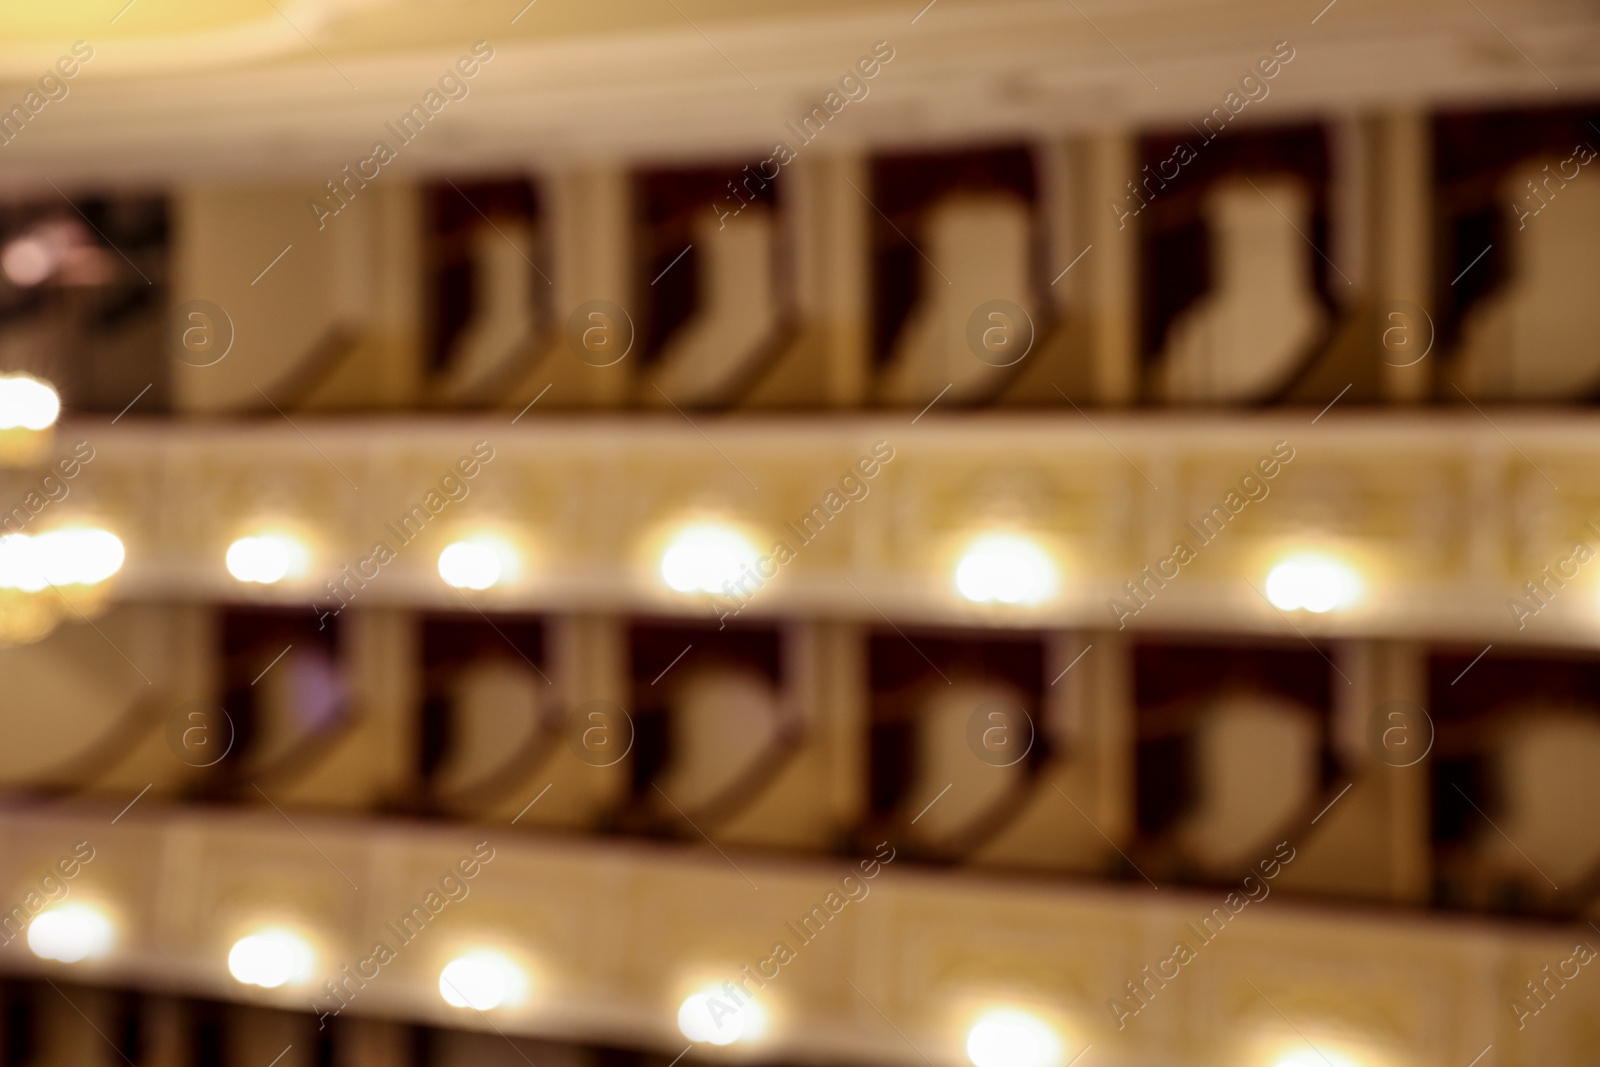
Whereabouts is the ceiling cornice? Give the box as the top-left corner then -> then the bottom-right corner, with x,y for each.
0,0 -> 1591,189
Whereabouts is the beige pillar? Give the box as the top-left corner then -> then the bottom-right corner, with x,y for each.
973,630 -> 1133,872
361,182 -> 425,407
1081,630 -> 1137,844
713,620 -> 865,848
987,137 -> 1100,405
94,602 -> 217,800
1084,133 -> 1140,404
746,153 -> 870,407
1372,111 -> 1433,403
1329,112 -> 1372,304
527,167 -> 635,408
1293,639 -> 1431,901
139,996 -> 191,1067
322,606 -> 421,808
229,1004 -> 312,1067
811,620 -> 870,831
1375,639 -> 1432,902
511,613 -> 631,828
342,1017 -> 414,1067
1040,138 -> 1090,314
36,987 -> 122,1067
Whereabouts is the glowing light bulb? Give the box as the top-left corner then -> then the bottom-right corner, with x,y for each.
678,985 -> 769,1046
227,929 -> 314,989
0,528 -> 123,590
1265,555 -> 1359,613
966,1008 -> 1063,1067
226,535 -> 300,584
660,524 -> 761,596
439,950 -> 525,1010
0,534 -> 45,591
38,527 -> 125,586
0,374 -> 60,430
438,538 -> 514,590
955,533 -> 1058,605
27,904 -> 113,963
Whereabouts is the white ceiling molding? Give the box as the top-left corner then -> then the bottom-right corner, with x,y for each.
0,0 -> 398,79
0,0 -> 1590,187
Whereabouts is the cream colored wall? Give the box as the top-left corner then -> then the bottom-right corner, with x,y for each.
878,195 -> 1037,405
1279,641 -> 1431,902
0,804 -> 1591,1067
153,114 -> 1600,415
1454,159 -> 1600,400
0,602 -> 209,798
170,183 -> 421,413
49,414 -> 1600,640
648,208 -> 781,405
1155,178 -> 1328,403
5,3 -> 1600,1064
1175,693 -> 1319,873
976,633 -> 1133,873
3,591 -> 1555,919
437,221 -> 541,404
1482,711 -> 1600,890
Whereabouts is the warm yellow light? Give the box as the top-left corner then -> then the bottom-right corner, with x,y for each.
1272,1050 -> 1362,1067
0,374 -> 60,430
227,929 -> 314,989
677,984 -> 769,1046
438,538 -> 516,591
27,904 -> 114,963
0,528 -> 123,591
42,528 -> 125,585
659,523 -> 761,596
439,950 -> 525,1010
955,533 -> 1058,605
0,534 -> 42,591
1265,555 -> 1360,613
966,1008 -> 1063,1067
226,535 -> 303,584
